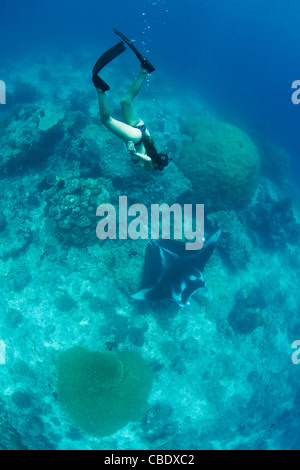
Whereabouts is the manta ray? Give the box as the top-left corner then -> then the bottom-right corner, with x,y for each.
131,229 -> 222,306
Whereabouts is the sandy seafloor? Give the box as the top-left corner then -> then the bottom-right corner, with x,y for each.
1,46 -> 300,451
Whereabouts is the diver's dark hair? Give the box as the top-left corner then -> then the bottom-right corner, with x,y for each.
144,135 -> 172,171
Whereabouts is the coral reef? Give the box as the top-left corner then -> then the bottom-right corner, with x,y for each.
228,285 -> 267,334
0,105 -> 64,175
57,347 -> 154,437
45,175 -> 113,245
256,137 -> 291,183
207,210 -> 253,270
0,52 -> 299,451
38,105 -> 64,132
140,401 -> 177,448
102,239 -> 147,296
245,185 -> 300,248
179,117 -> 260,211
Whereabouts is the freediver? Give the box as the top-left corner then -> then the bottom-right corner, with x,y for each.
92,29 -> 172,171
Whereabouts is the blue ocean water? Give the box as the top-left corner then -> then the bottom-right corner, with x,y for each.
1,0 -> 300,450
1,0 -> 300,179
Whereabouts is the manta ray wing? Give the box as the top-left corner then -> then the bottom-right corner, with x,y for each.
189,229 -> 222,272
139,240 -> 163,290
131,240 -> 181,302
131,229 -> 221,305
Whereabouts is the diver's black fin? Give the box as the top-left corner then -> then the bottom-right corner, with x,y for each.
92,75 -> 110,91
113,28 -> 155,73
92,41 -> 126,91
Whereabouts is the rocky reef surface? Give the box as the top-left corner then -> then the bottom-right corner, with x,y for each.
1,50 -> 300,450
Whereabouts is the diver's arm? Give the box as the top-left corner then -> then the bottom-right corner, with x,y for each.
134,152 -> 152,163
127,141 -> 151,162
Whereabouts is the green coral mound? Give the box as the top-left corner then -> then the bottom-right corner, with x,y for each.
57,347 -> 154,437
179,117 -> 260,210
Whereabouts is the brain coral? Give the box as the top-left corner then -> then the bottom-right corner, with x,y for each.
57,347 -> 153,437
179,117 -> 260,211
45,175 -> 112,246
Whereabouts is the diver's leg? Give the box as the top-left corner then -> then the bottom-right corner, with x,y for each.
120,69 -> 148,126
97,89 -> 142,142
114,29 -> 155,73
97,88 -> 111,123
92,41 -> 126,91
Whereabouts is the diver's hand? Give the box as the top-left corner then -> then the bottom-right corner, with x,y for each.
127,141 -> 136,155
